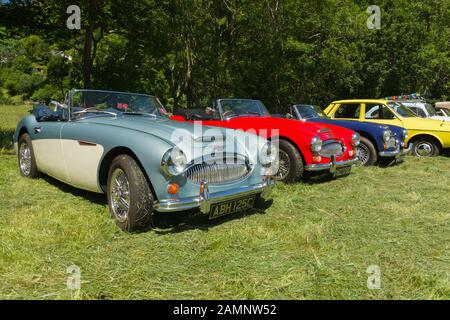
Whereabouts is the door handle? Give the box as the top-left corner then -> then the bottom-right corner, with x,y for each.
34,127 -> 42,134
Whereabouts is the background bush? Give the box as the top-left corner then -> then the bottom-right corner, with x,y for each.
0,0 -> 448,111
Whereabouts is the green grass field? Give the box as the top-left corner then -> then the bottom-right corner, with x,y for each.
0,105 -> 449,299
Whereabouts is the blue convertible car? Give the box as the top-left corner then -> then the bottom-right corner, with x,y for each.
289,104 -> 411,166
14,89 -> 276,232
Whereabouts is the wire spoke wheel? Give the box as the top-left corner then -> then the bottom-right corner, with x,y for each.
357,143 -> 370,165
275,149 -> 291,180
110,168 -> 131,223
19,142 -> 32,176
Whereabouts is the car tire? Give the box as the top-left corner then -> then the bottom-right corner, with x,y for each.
18,133 -> 39,178
275,139 -> 304,183
107,154 -> 154,232
357,137 -> 377,166
411,138 -> 440,157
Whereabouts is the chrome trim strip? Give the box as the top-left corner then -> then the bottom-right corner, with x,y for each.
154,179 -> 274,213
304,158 -> 360,172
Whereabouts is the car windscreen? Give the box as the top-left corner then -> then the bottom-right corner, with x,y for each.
294,105 -> 324,119
219,99 -> 270,118
425,104 -> 437,116
71,91 -> 164,118
387,102 -> 416,118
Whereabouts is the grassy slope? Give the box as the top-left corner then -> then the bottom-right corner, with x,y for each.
0,105 -> 449,299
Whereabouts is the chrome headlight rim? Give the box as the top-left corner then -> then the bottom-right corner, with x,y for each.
351,132 -> 360,146
161,147 -> 187,177
310,136 -> 323,153
260,141 -> 278,167
382,130 -> 392,143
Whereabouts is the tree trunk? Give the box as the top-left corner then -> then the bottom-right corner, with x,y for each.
82,24 -> 94,89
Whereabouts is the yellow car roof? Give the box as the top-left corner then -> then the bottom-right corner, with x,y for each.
331,99 -> 387,104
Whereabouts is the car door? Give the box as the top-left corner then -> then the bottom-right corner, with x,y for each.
30,121 -> 69,182
363,103 -> 404,127
60,121 -> 105,193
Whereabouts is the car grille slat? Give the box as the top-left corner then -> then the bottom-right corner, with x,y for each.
186,161 -> 250,185
387,137 -> 397,149
319,141 -> 345,158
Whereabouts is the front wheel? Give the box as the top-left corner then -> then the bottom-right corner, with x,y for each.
274,139 -> 304,183
107,155 -> 154,232
411,138 -> 440,157
18,133 -> 39,178
357,137 -> 377,166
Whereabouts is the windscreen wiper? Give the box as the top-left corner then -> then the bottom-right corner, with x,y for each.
121,112 -> 157,118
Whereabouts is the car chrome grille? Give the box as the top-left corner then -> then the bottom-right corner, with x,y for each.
186,161 -> 250,185
386,137 -> 397,149
319,141 -> 345,158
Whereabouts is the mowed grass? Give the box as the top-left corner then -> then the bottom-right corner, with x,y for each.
0,104 -> 449,299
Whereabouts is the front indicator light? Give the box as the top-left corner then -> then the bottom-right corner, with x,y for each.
167,183 -> 180,195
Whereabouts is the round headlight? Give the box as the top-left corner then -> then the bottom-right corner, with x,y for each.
310,136 -> 323,153
351,132 -> 360,146
403,129 -> 409,139
382,130 -> 391,143
161,147 -> 187,176
260,141 -> 278,166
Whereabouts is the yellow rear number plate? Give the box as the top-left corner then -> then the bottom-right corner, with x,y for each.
209,195 -> 256,220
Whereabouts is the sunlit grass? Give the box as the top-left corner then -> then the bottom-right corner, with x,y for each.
0,153 -> 448,299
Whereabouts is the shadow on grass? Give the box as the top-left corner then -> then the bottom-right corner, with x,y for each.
40,172 -> 273,233
40,174 -> 106,206
153,199 -> 273,235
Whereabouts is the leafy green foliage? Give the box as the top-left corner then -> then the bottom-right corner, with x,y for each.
0,0 -> 449,110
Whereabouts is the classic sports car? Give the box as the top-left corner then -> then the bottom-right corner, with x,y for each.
14,90 -> 276,232
289,104 -> 410,166
324,99 -> 450,157
171,99 -> 360,183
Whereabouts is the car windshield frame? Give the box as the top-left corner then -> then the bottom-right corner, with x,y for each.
293,104 -> 326,120
386,102 -> 417,118
217,99 -> 271,120
68,89 -> 165,121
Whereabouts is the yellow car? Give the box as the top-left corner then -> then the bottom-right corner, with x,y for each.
324,99 -> 450,157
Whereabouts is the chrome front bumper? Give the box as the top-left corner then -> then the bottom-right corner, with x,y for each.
304,157 -> 360,173
379,144 -> 412,158
154,179 -> 275,213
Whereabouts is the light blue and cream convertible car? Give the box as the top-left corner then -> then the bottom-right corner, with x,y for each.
14,90 -> 276,232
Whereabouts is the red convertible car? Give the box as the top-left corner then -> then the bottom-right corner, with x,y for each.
171,99 -> 360,182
